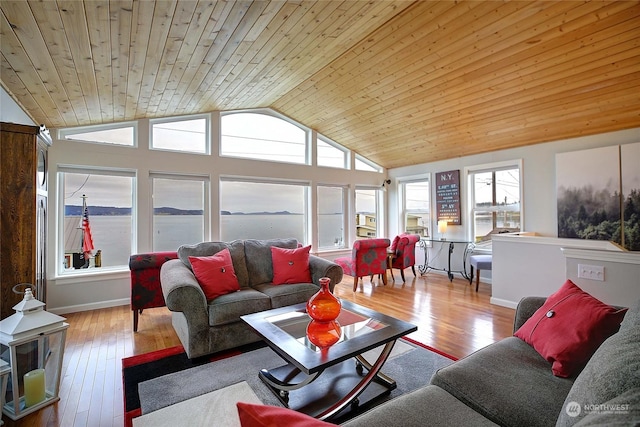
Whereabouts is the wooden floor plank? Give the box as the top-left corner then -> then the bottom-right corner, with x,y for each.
2,270 -> 514,426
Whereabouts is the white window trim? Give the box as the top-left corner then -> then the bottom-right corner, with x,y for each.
465,159 -> 524,242
219,175 -> 311,245
355,153 -> 383,173
317,183 -> 349,250
354,185 -> 383,239
317,134 -> 350,169
56,165 -> 137,277
149,172 -> 211,251
399,176 -> 431,238
149,113 -> 211,155
57,121 -> 138,147
220,108 -> 311,165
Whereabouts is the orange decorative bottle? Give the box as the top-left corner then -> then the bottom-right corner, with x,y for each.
306,320 -> 341,348
306,277 -> 341,322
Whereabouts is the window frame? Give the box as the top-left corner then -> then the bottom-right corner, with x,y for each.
219,176 -> 311,244
150,172 -> 210,251
220,109 -> 311,165
400,177 -> 431,238
354,186 -> 381,239
355,154 -> 383,173
149,114 -> 210,154
57,165 -> 137,276
466,159 -> 523,243
58,121 -> 138,147
317,184 -> 348,250
317,135 -> 350,169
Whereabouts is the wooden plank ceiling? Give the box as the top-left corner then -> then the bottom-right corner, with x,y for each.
1,0 -> 639,169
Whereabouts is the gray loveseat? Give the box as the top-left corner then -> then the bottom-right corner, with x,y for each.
160,238 -> 343,358
344,296 -> 640,426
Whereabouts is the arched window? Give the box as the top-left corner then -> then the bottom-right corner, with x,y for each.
220,111 -> 308,164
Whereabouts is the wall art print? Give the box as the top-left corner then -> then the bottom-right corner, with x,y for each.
556,142 -> 640,251
435,169 -> 461,225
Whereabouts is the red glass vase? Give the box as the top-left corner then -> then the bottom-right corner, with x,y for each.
306,277 -> 341,322
306,320 -> 342,348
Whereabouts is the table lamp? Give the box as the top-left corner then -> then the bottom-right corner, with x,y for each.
437,220 -> 448,240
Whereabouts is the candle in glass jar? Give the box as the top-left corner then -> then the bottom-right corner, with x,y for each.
24,369 -> 46,407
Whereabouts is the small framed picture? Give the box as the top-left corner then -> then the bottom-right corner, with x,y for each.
64,254 -> 72,269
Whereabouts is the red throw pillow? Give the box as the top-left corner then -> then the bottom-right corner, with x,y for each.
189,248 -> 240,300
236,402 -> 333,427
514,279 -> 627,378
271,245 -> 312,285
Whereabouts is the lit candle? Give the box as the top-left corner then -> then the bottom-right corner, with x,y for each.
24,369 -> 46,407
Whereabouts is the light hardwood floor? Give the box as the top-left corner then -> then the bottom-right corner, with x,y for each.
5,272 -> 514,427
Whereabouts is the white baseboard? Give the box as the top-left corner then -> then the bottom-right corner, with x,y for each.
490,297 -> 518,309
48,298 -> 129,315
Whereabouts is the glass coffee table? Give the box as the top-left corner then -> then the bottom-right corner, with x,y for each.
241,300 -> 417,421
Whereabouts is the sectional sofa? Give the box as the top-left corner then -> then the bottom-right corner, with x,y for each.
343,290 -> 640,426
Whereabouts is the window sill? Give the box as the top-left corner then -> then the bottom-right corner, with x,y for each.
55,266 -> 129,285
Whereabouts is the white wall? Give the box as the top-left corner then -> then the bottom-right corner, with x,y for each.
563,247 -> 640,307
0,86 -> 36,125
491,234 -> 638,308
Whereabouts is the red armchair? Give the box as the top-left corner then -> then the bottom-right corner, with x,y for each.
334,238 -> 391,291
388,234 -> 421,282
129,251 -> 178,331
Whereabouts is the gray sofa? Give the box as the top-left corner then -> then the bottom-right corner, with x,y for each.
344,296 -> 640,426
160,238 -> 343,358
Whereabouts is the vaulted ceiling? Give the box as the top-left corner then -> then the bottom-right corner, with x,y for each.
1,1 -> 639,168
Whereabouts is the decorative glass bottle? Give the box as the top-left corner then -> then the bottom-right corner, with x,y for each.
306,277 -> 341,322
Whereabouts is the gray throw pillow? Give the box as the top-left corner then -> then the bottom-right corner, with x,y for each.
243,238 -> 299,286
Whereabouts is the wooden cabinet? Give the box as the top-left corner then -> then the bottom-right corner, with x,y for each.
0,122 -> 51,319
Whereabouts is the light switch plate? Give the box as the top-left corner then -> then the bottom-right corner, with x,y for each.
578,264 -> 605,281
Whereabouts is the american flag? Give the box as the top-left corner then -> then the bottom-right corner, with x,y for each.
82,205 -> 94,256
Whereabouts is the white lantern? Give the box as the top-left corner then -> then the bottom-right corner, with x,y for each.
0,287 -> 68,421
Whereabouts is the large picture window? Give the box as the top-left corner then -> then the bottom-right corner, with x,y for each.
317,185 -> 347,249
152,175 -> 207,251
220,112 -> 308,164
220,179 -> 308,243
59,168 -> 134,272
469,162 -> 522,242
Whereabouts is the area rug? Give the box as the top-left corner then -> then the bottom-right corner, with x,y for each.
132,381 -> 262,427
123,338 -> 456,426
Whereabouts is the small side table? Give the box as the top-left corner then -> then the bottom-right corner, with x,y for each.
0,359 -> 9,425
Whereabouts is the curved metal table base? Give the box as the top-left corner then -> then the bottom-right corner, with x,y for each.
258,340 -> 397,421
418,239 -> 474,282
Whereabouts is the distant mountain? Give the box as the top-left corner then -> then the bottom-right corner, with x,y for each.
227,211 -> 300,215
65,205 -> 132,216
66,206 -> 298,216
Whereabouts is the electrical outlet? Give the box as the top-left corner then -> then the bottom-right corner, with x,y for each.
578,264 -> 605,281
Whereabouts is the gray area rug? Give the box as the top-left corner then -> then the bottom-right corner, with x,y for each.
139,339 -> 453,422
